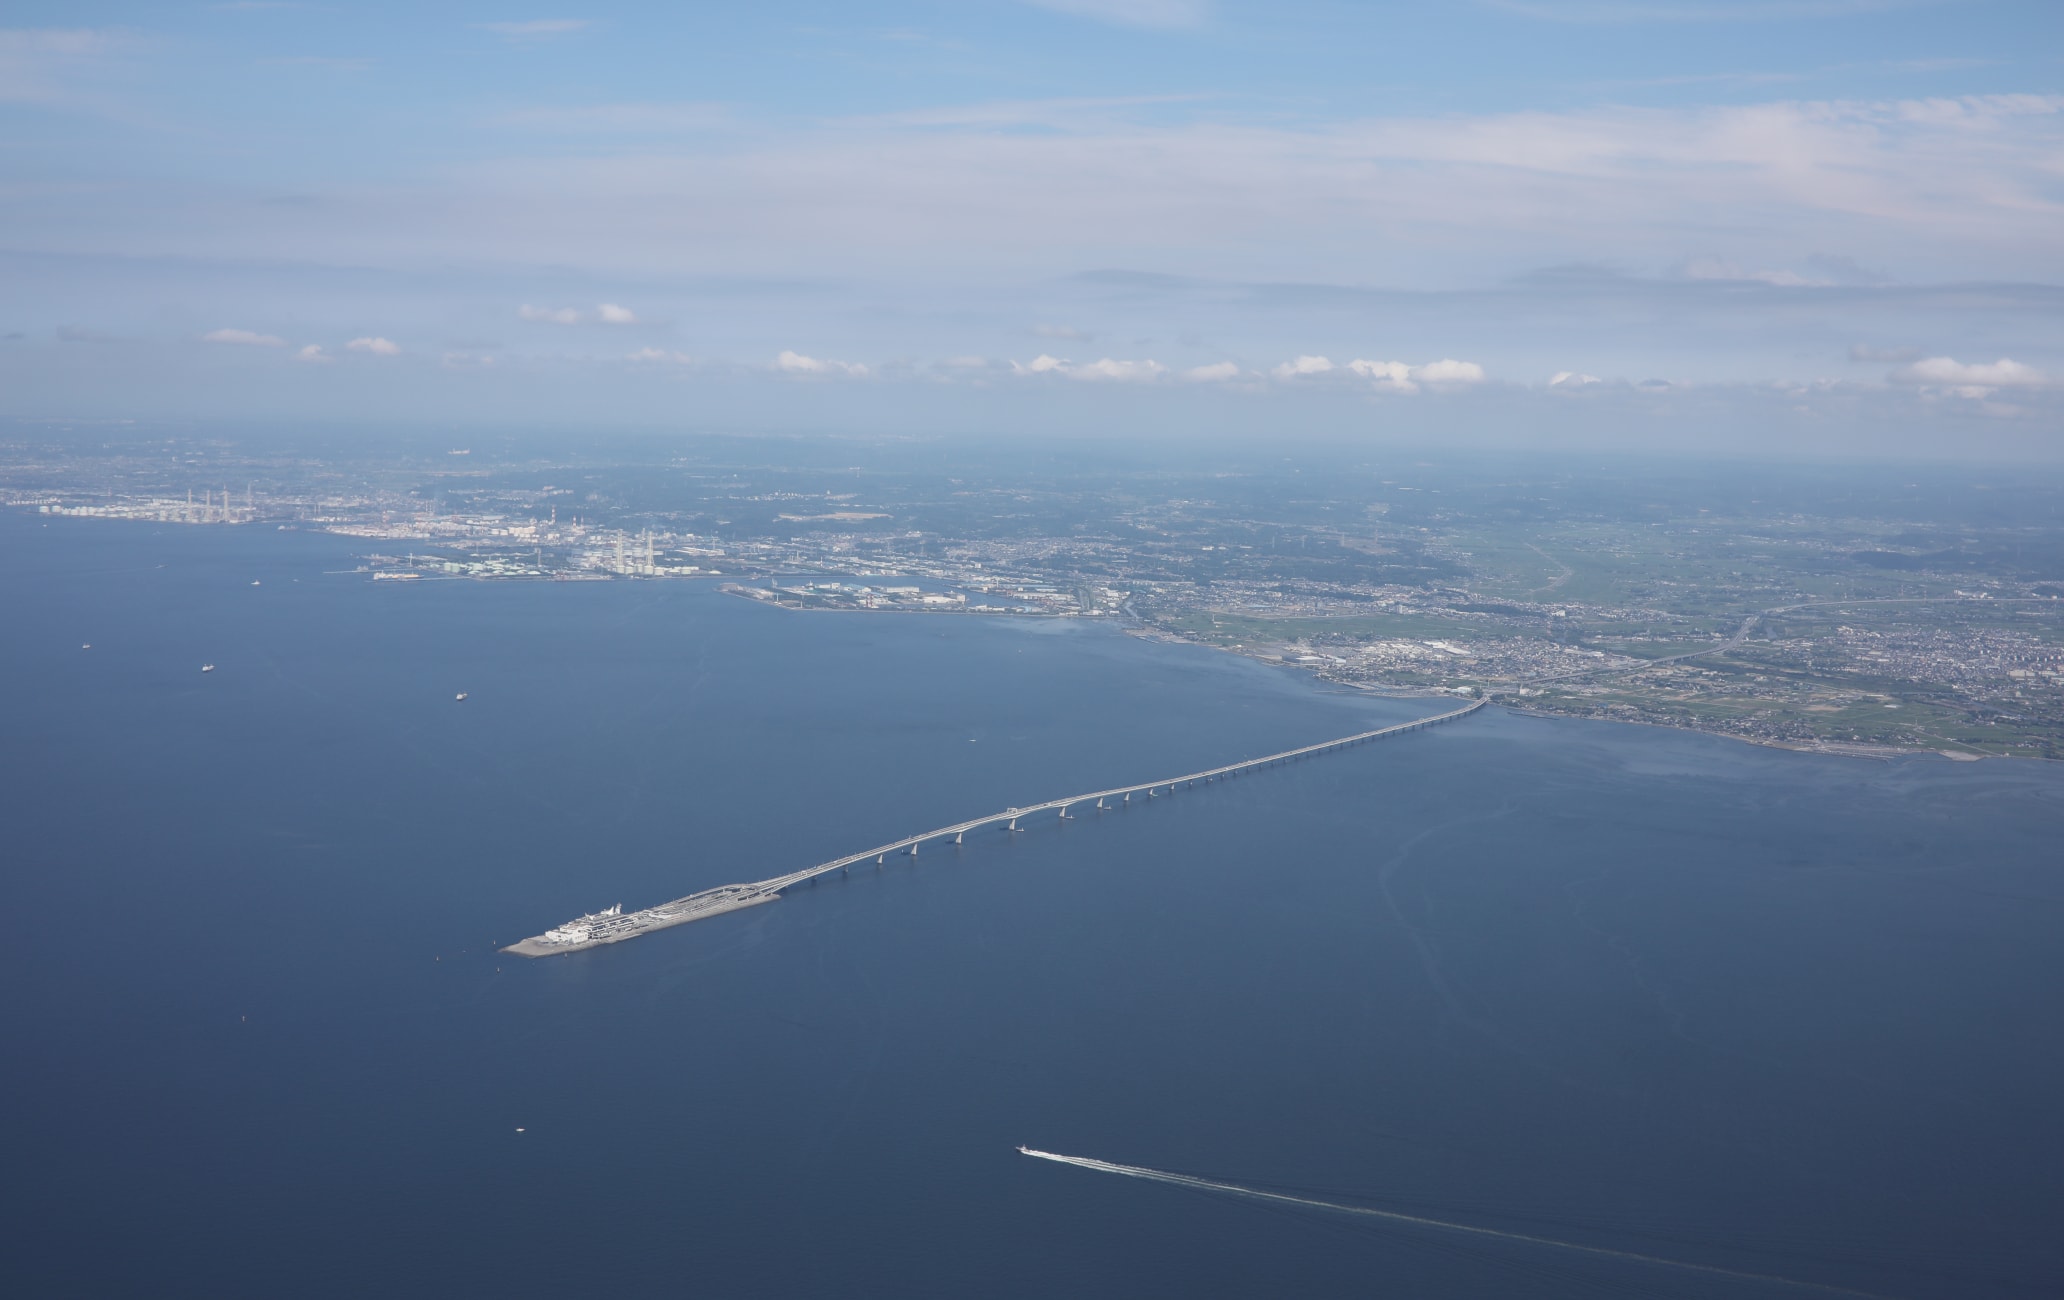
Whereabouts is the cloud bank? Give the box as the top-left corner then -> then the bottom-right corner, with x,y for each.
1891,355 -> 2048,398
23,93 -> 2061,290
204,328 -> 285,347
519,303 -> 644,325
775,350 -> 868,377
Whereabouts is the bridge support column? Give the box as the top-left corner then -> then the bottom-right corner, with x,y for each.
954,831 -> 963,845
876,854 -> 884,866
1007,816 -> 1017,831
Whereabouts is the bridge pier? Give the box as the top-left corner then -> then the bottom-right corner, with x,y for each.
876,854 -> 884,866
954,831 -> 963,845
1007,816 -> 1018,832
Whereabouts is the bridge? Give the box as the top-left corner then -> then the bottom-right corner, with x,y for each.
504,695 -> 1488,957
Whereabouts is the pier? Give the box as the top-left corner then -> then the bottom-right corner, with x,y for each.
504,696 -> 1487,957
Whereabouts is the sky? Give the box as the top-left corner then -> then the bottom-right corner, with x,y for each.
3,1 -> 2062,455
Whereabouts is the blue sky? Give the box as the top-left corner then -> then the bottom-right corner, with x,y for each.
4,1 -> 2062,453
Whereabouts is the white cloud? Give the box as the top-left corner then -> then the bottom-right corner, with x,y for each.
775,350 -> 868,377
1342,358 -> 1488,394
1269,355 -> 1486,392
1346,359 -> 1412,388
628,347 -> 694,364
1272,355 -> 1334,378
1185,361 -> 1240,381
1892,356 -> 2047,398
34,91 -> 2064,299
479,19 -> 588,39
1549,370 -> 1602,386
1012,354 -> 1163,380
1070,357 -> 1164,381
295,344 -> 331,363
519,302 -> 644,325
1894,356 -> 2045,387
1017,0 -> 1209,29
204,328 -> 286,347
346,336 -> 399,355
454,94 -> 2062,287
1416,359 -> 1486,384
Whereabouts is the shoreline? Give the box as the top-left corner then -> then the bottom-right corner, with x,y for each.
735,587 -> 2046,763
1491,704 -> 2003,763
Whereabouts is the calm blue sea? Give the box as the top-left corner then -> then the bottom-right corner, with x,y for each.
2,511 -> 2060,1298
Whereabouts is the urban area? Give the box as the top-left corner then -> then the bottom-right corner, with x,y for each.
8,431 -> 2060,760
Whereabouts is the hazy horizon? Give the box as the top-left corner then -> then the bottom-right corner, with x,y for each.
4,1 -> 2062,456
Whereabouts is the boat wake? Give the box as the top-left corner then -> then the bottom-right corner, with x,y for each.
1016,1147 -> 1898,1298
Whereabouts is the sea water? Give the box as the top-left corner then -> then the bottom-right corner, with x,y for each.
2,512 -> 2059,1297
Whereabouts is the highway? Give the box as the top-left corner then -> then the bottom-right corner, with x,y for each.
505,695 -> 1488,957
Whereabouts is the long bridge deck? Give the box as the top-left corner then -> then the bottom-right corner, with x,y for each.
504,695 -> 1487,957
